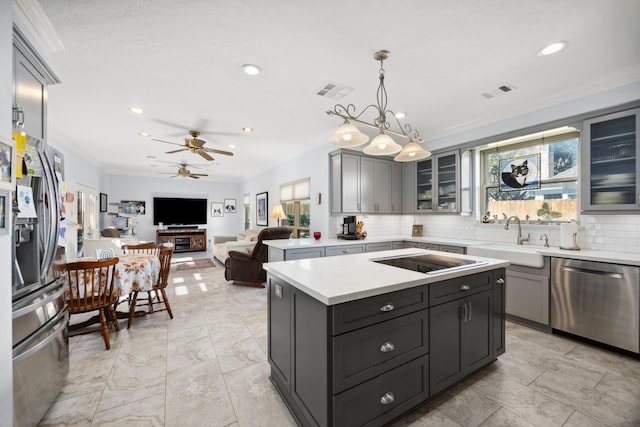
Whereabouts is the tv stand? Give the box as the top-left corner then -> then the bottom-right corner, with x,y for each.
156,229 -> 206,253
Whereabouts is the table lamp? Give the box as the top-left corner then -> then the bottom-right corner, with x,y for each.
270,204 -> 286,227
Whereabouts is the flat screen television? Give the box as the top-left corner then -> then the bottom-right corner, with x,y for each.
153,197 -> 208,226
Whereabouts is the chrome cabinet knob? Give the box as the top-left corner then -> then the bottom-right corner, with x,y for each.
380,342 -> 395,352
380,303 -> 394,312
380,392 -> 395,405
496,278 -> 505,284
459,284 -> 470,291
342,249 -> 350,253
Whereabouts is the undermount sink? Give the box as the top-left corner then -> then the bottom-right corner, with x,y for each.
467,243 -> 545,268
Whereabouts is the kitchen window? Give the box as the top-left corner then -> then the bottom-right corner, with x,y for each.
280,178 -> 310,238
480,131 -> 579,222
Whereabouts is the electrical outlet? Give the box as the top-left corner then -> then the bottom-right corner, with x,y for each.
274,284 -> 283,298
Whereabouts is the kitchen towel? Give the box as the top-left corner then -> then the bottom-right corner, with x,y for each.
560,222 -> 578,248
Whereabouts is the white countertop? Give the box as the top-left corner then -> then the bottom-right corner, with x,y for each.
264,236 -> 640,266
263,248 -> 509,305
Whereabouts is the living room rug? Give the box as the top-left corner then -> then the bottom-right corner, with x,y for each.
172,258 -> 216,271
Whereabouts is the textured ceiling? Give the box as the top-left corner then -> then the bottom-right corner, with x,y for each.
38,0 -> 640,181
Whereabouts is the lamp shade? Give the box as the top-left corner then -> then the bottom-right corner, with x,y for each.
328,123 -> 369,148
394,140 -> 432,162
362,132 -> 402,156
270,204 -> 286,220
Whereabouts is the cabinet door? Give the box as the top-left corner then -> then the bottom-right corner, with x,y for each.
268,277 -> 292,390
342,154 -> 361,212
429,298 -> 463,395
493,270 -> 506,357
402,162 -> 416,213
435,152 -> 459,212
360,157 -> 376,212
581,108 -> 640,212
374,159 -> 392,212
462,291 -> 493,373
416,159 -> 434,212
391,162 -> 402,213
14,47 -> 46,139
505,269 -> 550,325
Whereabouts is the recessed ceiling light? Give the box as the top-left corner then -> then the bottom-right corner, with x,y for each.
138,132 -> 150,137
129,106 -> 144,114
228,144 -> 236,149
537,41 -> 568,56
242,64 -> 262,76
242,127 -> 254,133
147,155 -> 156,159
395,112 -> 406,119
149,164 -> 158,167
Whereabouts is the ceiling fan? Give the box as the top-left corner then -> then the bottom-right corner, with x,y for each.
152,130 -> 234,161
160,163 -> 208,179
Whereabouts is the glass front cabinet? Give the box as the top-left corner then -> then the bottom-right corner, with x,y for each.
416,151 -> 460,213
581,108 -> 640,212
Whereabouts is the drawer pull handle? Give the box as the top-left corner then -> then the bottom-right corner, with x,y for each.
380,342 -> 395,352
459,284 -> 470,291
380,303 -> 394,312
342,249 -> 350,253
496,278 -> 505,284
380,392 -> 395,405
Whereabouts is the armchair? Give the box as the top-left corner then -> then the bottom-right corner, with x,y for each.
224,227 -> 291,287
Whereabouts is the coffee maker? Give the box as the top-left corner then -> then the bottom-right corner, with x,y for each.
338,215 -> 357,239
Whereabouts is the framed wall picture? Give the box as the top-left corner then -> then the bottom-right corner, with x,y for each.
0,189 -> 9,235
411,224 -> 424,237
211,202 -> 223,217
499,154 -> 541,192
224,198 -> 237,213
256,192 -> 268,226
99,193 -> 108,212
121,200 -> 146,214
0,136 -> 16,190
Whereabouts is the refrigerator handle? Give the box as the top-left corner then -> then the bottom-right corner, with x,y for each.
12,310 -> 68,364
38,145 -> 61,279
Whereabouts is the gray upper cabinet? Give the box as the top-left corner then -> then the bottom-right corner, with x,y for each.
581,108 -> 640,213
12,32 -> 59,140
402,162 -> 416,213
416,151 -> 461,213
330,149 -> 402,214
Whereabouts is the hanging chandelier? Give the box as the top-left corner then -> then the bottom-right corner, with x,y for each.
327,50 -> 431,162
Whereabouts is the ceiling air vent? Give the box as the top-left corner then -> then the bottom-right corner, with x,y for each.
481,83 -> 517,99
316,81 -> 354,100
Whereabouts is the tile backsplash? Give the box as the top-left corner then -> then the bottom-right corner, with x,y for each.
332,214 -> 640,254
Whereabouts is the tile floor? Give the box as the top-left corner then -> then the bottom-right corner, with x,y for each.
39,252 -> 640,427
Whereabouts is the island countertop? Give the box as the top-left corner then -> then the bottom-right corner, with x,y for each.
263,248 -> 509,305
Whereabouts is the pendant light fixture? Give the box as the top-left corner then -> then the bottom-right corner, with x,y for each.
327,50 -> 430,161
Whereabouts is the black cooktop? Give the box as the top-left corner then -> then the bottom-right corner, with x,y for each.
373,253 -> 482,274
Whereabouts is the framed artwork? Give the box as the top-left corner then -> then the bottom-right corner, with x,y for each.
211,202 -> 223,217
0,189 -> 8,235
411,224 -> 424,237
121,200 -> 146,214
256,192 -> 268,226
99,193 -> 108,212
0,136 -> 16,190
224,198 -> 237,213
499,154 -> 541,192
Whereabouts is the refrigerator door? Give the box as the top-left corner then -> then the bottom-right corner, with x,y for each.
13,309 -> 69,427
12,278 -> 66,347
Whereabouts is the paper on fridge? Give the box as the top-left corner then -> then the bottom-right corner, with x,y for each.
16,185 -> 38,218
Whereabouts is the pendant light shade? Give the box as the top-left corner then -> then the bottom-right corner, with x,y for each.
394,140 -> 432,162
362,132 -> 402,156
328,123 -> 369,148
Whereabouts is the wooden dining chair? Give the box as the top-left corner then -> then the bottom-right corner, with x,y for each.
127,246 -> 174,329
121,242 -> 162,257
57,257 -> 120,350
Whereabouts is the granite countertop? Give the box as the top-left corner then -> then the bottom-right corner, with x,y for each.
263,248 -> 509,305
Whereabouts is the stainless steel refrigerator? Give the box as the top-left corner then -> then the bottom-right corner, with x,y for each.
12,136 -> 69,427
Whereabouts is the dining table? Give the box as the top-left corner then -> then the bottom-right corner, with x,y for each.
59,253 -> 161,326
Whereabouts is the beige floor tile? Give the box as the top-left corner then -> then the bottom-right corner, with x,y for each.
165,360 -> 237,426
436,385 -> 502,426
167,324 -> 217,373
214,336 -> 266,373
478,407 -> 536,427
39,391 -> 102,427
91,392 -> 165,426
562,410 -> 607,427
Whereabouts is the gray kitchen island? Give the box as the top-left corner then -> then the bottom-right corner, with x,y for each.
264,248 -> 509,427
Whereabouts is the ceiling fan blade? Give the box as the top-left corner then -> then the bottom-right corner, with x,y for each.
198,151 -> 214,161
166,148 -> 189,154
202,147 -> 234,156
188,175 -> 200,179
191,173 -> 208,177
152,138 -> 183,146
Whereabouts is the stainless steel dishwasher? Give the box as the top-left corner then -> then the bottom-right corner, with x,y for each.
551,258 -> 639,354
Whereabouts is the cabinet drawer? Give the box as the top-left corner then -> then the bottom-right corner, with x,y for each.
437,244 -> 465,254
365,242 -> 393,252
429,271 -> 492,306
332,310 -> 428,393
333,356 -> 429,427
325,245 -> 365,257
284,247 -> 325,260
332,286 -> 428,335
